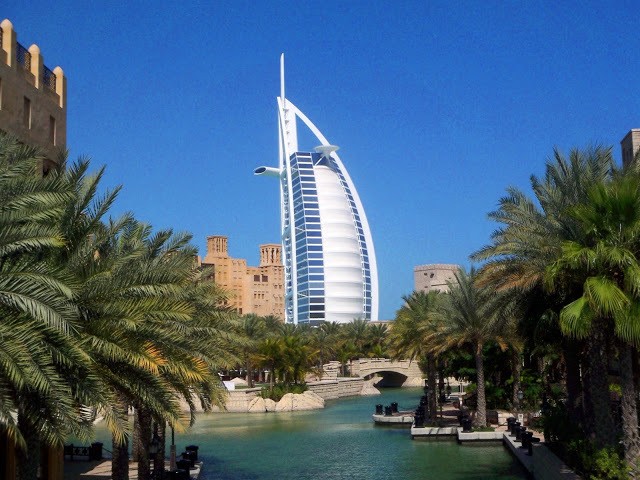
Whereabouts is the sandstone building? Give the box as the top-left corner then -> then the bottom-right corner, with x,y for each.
0,19 -> 66,173
621,129 -> 640,168
201,235 -> 285,319
414,264 -> 460,293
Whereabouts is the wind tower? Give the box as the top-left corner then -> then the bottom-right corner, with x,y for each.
254,54 -> 378,325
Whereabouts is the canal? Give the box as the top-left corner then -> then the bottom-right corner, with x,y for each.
164,387 -> 527,480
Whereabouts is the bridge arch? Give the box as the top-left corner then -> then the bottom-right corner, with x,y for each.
351,358 -> 423,387
363,370 -> 408,388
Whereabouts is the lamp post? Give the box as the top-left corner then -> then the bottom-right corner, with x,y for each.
149,434 -> 160,480
517,389 -> 524,425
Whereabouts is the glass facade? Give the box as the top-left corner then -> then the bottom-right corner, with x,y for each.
281,151 -> 373,325
285,152 -> 326,324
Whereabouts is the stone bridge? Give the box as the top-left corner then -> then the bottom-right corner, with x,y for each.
321,358 -> 423,388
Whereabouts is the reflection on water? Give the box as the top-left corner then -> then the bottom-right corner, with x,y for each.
93,388 -> 527,479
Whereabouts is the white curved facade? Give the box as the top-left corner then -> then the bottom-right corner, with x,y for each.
255,55 -> 378,325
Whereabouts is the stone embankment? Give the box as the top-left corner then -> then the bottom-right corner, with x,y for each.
360,376 -> 382,395
189,377 -> 377,413
245,391 -> 325,413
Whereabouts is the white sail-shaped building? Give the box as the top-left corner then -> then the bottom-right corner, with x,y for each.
255,55 -> 378,325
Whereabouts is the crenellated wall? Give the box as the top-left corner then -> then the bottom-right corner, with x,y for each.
0,19 -> 66,170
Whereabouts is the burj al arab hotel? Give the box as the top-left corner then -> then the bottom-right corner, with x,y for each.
255,55 -> 378,325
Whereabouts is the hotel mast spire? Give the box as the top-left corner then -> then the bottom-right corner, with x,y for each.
280,53 -> 285,106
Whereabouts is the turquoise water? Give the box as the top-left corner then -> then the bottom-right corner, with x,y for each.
168,388 -> 525,480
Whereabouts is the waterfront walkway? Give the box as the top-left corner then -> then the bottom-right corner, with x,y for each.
63,461 -> 202,480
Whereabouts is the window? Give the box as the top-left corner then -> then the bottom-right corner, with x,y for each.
23,97 -> 31,129
261,275 -> 268,282
254,274 -> 260,282
49,116 -> 56,145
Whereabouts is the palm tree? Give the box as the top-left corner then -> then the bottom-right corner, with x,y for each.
320,321 -> 342,337
367,323 -> 388,357
0,136 -> 101,480
69,220 -> 200,480
545,173 -> 640,464
0,134 -> 241,480
256,337 -> 283,393
336,342 -> 358,377
472,146 -> 615,434
239,314 -> 266,387
263,315 -> 284,335
343,318 -> 369,357
434,270 -> 510,427
473,146 -> 613,292
133,259 -> 240,480
388,291 -> 441,417
311,327 -> 337,377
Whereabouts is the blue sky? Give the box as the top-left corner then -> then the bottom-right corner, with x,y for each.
4,1 -> 639,319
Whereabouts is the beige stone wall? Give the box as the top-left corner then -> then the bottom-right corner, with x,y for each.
307,378 -> 364,400
223,389 -> 261,412
0,19 -> 66,170
202,235 -> 284,319
414,263 -> 460,293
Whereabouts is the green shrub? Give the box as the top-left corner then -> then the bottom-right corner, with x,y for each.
260,382 -> 307,402
563,441 -> 630,480
541,399 -> 582,443
590,447 -> 630,480
472,426 -> 495,432
539,393 -> 630,479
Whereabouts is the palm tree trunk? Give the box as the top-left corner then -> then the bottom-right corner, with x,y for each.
132,409 -> 142,462
269,363 -> 275,394
16,412 -> 40,480
510,349 -> 522,411
619,341 -> 640,473
582,349 -> 595,438
562,338 -> 583,424
136,406 -> 152,480
112,432 -> 130,480
152,421 -> 165,480
585,322 -> 617,448
474,343 -> 487,428
426,355 -> 437,423
246,354 -> 254,388
112,398 -> 130,480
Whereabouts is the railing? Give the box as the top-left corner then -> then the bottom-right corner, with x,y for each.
43,65 -> 56,92
63,442 -> 103,461
16,42 -> 30,71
